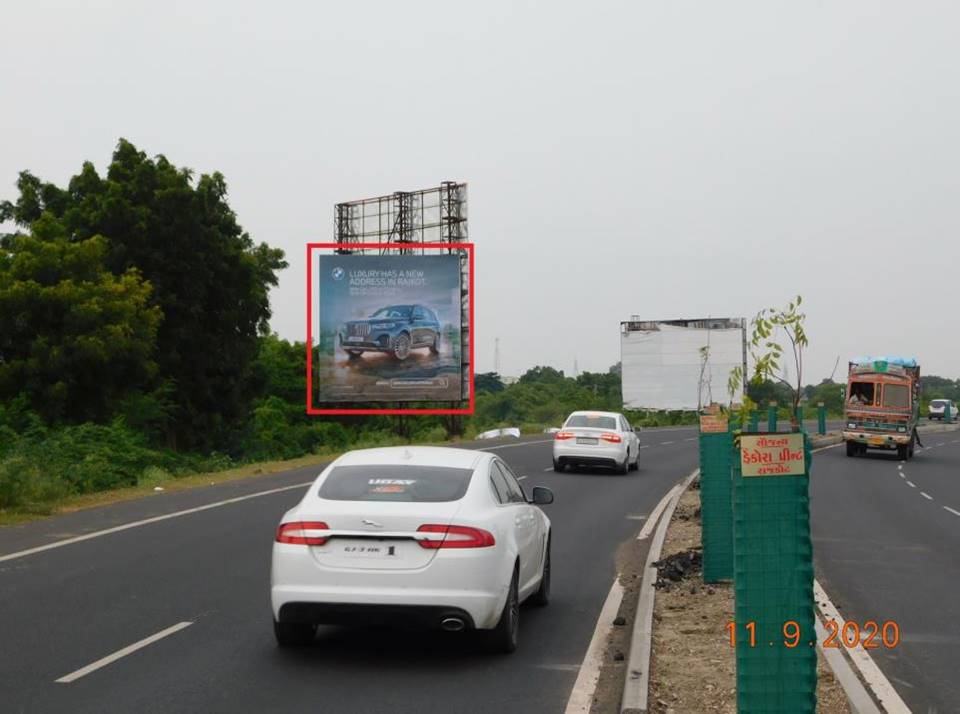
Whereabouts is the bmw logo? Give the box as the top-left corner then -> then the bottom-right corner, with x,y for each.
332,267 -> 345,281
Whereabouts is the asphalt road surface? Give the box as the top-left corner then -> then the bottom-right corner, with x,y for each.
0,427 -> 701,714
811,431 -> 960,713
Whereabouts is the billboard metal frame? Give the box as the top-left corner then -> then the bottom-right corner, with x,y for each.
306,242 -> 474,416
619,317 -> 747,411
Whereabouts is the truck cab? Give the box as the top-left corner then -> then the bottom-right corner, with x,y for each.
843,358 -> 920,460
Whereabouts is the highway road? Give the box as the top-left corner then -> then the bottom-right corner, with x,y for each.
811,431 -> 960,713
0,427 -> 702,714
8,418 -> 951,714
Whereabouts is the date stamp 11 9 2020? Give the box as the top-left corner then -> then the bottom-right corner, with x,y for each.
726,620 -> 900,649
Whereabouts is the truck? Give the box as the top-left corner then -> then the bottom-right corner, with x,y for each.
843,357 -> 920,460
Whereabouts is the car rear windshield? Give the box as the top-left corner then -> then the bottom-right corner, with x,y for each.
931,400 -> 948,408
565,414 -> 617,429
319,465 -> 473,502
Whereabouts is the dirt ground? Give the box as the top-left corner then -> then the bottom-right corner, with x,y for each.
646,485 -> 852,714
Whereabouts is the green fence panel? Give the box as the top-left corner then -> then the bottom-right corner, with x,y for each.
733,433 -> 817,712
699,430 -> 734,582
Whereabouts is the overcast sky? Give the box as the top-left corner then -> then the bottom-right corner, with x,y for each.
3,1 -> 959,383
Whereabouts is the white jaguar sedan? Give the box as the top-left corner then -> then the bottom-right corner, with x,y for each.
270,446 -> 553,653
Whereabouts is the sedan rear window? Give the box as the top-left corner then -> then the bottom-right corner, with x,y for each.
319,465 -> 473,502
931,400 -> 947,407
565,414 -> 617,429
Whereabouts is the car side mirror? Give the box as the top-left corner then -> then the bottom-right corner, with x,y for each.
529,486 -> 554,505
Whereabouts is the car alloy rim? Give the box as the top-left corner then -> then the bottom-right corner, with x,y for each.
395,335 -> 410,359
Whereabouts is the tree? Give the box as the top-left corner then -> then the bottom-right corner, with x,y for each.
475,372 -> 505,394
1,140 -> 287,449
730,296 -> 809,429
0,231 -> 161,423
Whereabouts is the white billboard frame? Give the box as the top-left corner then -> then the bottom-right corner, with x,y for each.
620,318 -> 747,411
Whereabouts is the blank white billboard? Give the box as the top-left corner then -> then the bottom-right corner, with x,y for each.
621,319 -> 745,411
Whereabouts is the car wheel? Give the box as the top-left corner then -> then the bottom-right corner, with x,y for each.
273,619 -> 316,647
486,567 -> 519,654
629,450 -> 639,471
846,441 -> 857,457
529,537 -> 551,607
617,454 -> 629,475
552,458 -> 564,473
392,332 -> 411,360
347,349 -> 363,358
429,334 -> 440,354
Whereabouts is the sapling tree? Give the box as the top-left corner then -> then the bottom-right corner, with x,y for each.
729,296 -> 808,431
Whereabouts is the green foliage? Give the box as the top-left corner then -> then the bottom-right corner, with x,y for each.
2,140 -> 287,450
475,372 -> 505,394
732,296 -> 809,425
0,233 -> 161,424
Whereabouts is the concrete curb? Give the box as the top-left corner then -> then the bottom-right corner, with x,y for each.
620,469 -> 699,714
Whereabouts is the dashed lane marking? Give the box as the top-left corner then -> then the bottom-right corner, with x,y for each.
56,621 -> 193,683
944,506 -> 960,517
906,481 -> 916,488
920,492 -> 933,500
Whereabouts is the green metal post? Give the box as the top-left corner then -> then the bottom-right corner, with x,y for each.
795,405 -> 805,432
817,402 -> 827,436
767,402 -> 777,432
946,401 -> 953,424
733,433 -> 817,711
699,420 -> 734,582
748,410 -> 760,432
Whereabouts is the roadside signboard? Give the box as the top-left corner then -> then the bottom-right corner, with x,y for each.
740,433 -> 805,476
700,414 -> 729,433
315,253 -> 463,403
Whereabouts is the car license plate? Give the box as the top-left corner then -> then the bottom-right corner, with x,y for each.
868,436 -> 885,445
576,437 -> 598,445
341,544 -> 394,558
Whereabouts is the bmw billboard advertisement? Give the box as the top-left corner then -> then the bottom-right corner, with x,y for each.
315,254 -> 463,402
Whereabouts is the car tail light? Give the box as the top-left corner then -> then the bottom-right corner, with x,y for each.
554,431 -> 575,440
416,524 -> 496,549
601,432 -> 622,443
276,521 -> 329,546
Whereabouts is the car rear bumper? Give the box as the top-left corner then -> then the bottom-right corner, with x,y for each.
842,430 -> 911,447
271,545 -> 508,629
276,602 -> 477,630
553,440 -> 627,468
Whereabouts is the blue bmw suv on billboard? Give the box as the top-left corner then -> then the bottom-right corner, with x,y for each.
339,304 -> 441,360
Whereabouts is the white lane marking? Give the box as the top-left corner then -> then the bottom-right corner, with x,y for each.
684,437 -> 696,442
537,663 -> 581,672
906,481 -> 916,488
900,473 -> 906,479
898,464 -> 903,470
544,467 -> 554,472
659,441 -> 675,445
626,515 -> 647,521
56,621 -> 193,683
517,476 -> 527,481
920,492 -> 933,500
564,579 -> 624,713
0,482 -> 313,564
638,445 -> 650,449
813,580 -> 911,713
944,506 -> 960,517
637,485 -> 680,541
479,439 -> 552,451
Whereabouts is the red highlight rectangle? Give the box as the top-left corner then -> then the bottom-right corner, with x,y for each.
305,242 -> 475,415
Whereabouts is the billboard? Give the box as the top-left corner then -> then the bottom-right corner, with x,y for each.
313,253 -> 463,404
621,318 -> 745,411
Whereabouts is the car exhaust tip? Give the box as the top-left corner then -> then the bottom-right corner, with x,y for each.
440,617 -> 466,632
